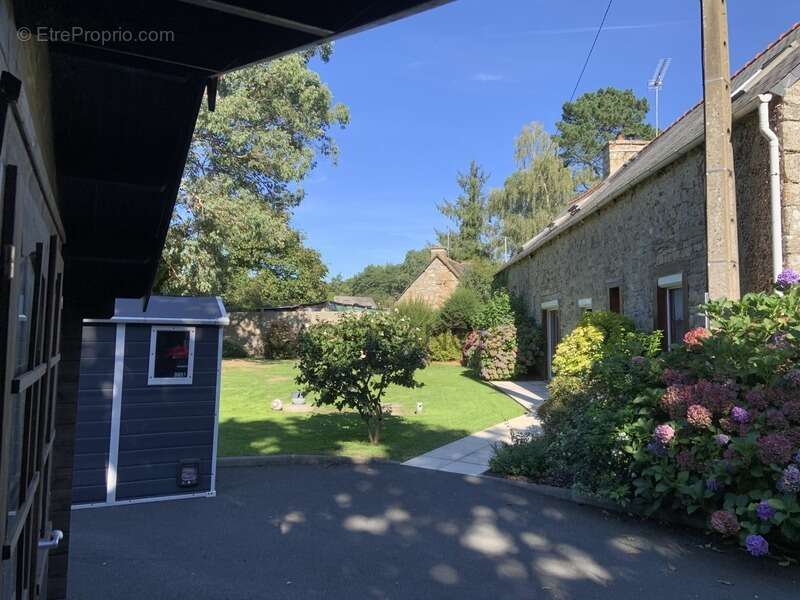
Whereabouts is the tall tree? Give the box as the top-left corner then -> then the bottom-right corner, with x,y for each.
340,248 -> 431,307
556,87 -> 655,179
156,45 -> 349,307
488,122 -> 576,256
437,161 -> 491,261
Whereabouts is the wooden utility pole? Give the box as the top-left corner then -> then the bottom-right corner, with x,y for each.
701,0 -> 740,300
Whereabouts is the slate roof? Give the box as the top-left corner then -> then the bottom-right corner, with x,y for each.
499,23 -> 800,273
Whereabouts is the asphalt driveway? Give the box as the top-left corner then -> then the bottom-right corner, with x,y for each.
68,463 -> 798,599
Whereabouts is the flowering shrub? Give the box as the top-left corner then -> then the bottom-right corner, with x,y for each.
629,279 -> 800,555
461,294 -> 544,380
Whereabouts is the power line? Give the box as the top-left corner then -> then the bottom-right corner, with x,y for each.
569,0 -> 614,102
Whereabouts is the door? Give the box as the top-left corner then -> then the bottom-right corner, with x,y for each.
0,151 -> 64,597
545,309 -> 560,380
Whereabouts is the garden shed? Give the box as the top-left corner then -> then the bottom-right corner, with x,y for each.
72,296 -> 228,507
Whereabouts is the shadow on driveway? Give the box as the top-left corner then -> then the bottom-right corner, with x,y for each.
68,463 -> 797,599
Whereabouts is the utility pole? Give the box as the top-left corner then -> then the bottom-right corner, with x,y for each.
701,0 -> 740,300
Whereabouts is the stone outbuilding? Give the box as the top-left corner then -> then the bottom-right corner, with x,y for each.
397,247 -> 465,308
499,25 -> 800,378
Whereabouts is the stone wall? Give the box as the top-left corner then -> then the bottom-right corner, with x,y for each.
225,310 -> 355,357
778,80 -> 800,272
505,103 -> 789,337
397,258 -> 460,309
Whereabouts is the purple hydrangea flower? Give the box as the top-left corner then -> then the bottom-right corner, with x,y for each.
757,434 -> 793,466
745,534 -> 769,557
731,406 -> 750,424
646,440 -> 667,457
706,479 -> 721,493
710,510 -> 739,536
653,424 -> 675,445
778,464 -> 800,493
714,433 -> 731,446
795,450 -> 800,464
756,500 -> 775,521
785,369 -> 800,389
776,268 -> 800,290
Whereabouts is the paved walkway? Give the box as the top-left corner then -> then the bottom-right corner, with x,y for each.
69,464 -> 798,599
403,380 -> 548,475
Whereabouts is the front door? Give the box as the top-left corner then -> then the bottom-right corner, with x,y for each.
545,309 -> 560,379
0,101 -> 64,598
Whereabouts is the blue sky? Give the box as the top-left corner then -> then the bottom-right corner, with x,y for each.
292,0 -> 798,278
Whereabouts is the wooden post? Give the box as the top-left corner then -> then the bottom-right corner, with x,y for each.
701,0 -> 740,300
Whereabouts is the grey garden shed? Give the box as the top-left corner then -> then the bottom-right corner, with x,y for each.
72,296 -> 228,507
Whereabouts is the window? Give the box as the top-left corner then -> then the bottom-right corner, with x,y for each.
657,273 -> 686,350
578,298 -> 592,314
148,326 -> 195,385
608,286 -> 622,314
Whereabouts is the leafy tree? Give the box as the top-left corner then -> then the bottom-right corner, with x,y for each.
156,45 -> 349,306
296,312 -> 427,444
488,123 -> 576,256
556,87 -> 655,179
437,161 -> 491,261
459,257 -> 500,302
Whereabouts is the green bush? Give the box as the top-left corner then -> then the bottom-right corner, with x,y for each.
436,287 -> 482,334
428,331 -> 462,362
296,311 -> 427,444
536,311 -> 662,499
395,298 -> 439,339
475,290 -> 515,330
222,338 -> 248,358
489,437 -> 549,479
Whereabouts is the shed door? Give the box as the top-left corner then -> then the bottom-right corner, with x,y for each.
0,165 -> 64,596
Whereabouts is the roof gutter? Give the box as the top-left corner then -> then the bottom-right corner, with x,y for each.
757,93 -> 784,279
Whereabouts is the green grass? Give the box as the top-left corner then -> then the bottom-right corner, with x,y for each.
219,359 -> 524,461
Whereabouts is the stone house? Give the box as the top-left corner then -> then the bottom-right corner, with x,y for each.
397,247 -> 465,308
499,25 -> 800,378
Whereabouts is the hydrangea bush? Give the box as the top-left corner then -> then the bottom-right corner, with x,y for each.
628,274 -> 800,555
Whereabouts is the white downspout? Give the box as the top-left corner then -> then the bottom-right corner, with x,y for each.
757,93 -> 783,279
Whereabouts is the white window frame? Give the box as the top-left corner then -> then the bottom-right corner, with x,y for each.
148,326 -> 196,386
658,273 -> 683,349
578,297 -> 592,312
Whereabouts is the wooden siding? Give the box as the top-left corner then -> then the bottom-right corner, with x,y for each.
115,325 -> 217,500
72,325 -> 114,503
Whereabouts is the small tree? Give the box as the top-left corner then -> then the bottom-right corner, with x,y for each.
296,312 -> 427,444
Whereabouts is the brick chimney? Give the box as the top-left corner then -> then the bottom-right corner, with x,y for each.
430,246 -> 448,260
603,135 -> 649,178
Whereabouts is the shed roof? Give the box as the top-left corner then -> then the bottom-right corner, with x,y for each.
332,296 -> 378,309
85,296 -> 229,325
499,23 -> 800,273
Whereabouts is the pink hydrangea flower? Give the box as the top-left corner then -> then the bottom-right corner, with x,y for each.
660,385 -> 692,419
662,368 -> 692,386
653,424 -> 675,445
686,404 -> 713,429
683,326 -> 711,349
710,510 -> 739,536
745,387 -> 768,410
695,379 -> 736,417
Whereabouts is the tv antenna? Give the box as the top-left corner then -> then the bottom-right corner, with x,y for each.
648,58 -> 671,135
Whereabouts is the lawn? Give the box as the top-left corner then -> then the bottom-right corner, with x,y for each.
219,359 -> 525,461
